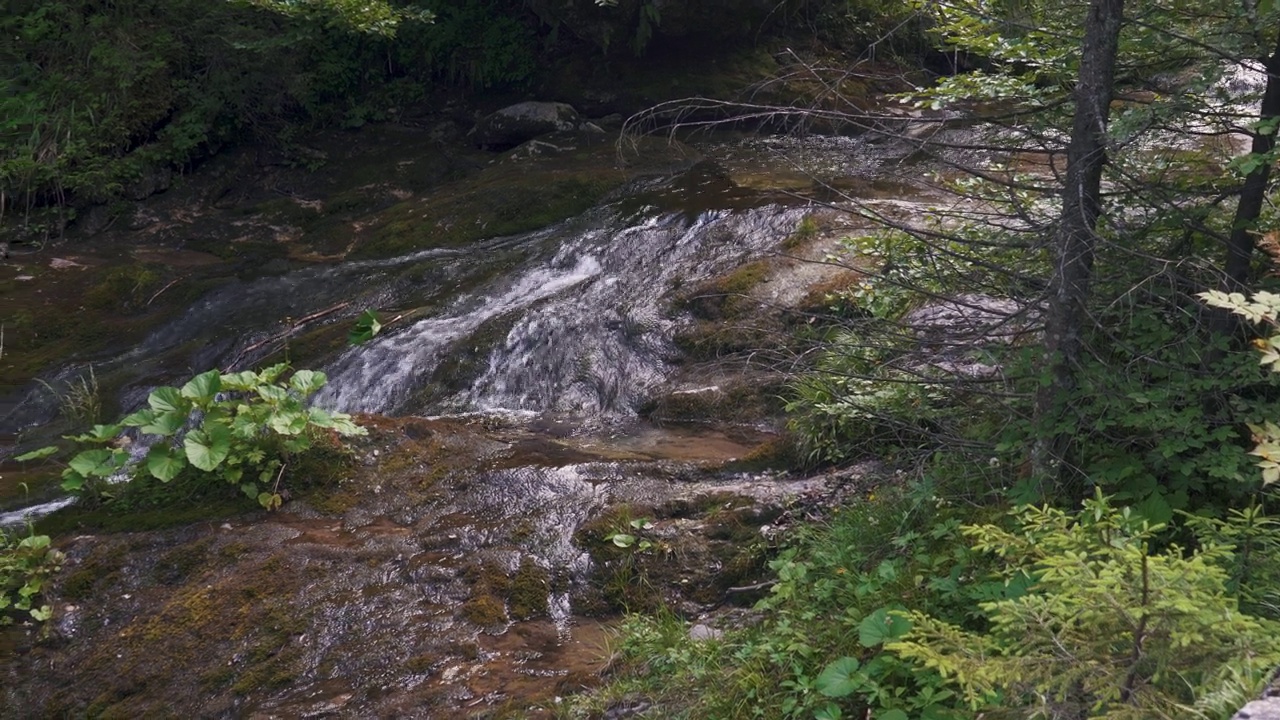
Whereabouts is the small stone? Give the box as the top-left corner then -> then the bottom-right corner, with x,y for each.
688,623 -> 722,641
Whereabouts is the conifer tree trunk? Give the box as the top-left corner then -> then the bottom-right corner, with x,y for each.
1220,27 -> 1280,294
1031,0 -> 1125,486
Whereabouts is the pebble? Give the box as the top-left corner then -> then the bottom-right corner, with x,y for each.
688,623 -> 722,641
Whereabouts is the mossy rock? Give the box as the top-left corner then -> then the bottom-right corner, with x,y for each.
151,537 -> 214,586
508,557 -> 550,620
84,264 -> 165,314
461,593 -> 508,627
671,321 -> 776,361
641,379 -> 787,425
58,543 -> 130,602
678,260 -> 771,321
351,138 -> 628,260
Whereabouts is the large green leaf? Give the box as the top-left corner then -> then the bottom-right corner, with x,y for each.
256,384 -> 288,404
66,424 -> 122,443
858,607 -> 912,648
219,370 -> 260,391
141,410 -> 187,437
184,423 -> 232,471
68,449 -> 124,478
121,408 -> 157,427
147,445 -> 187,482
61,472 -> 85,492
148,386 -> 189,414
268,409 -> 309,436
815,656 -> 863,698
258,364 -> 289,384
814,702 -> 842,720
230,413 -> 262,439
348,309 -> 382,345
180,369 -> 222,404
308,407 -> 337,428
326,412 -> 366,436
290,369 -> 327,397
15,446 -> 58,462
17,534 -> 50,550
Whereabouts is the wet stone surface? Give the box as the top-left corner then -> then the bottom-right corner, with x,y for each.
0,415 -> 855,718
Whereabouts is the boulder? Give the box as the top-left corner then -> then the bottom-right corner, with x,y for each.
125,166 -> 173,201
471,101 -> 582,150
1236,698 -> 1280,720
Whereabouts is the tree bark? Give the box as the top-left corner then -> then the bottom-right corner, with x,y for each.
1203,27 -> 1280,368
1220,28 -> 1280,296
1031,0 -> 1126,488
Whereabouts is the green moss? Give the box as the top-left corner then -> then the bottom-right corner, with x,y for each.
352,149 -> 627,260
679,260 -> 771,321
304,488 -> 361,515
781,214 -> 821,251
508,557 -> 550,620
151,538 -> 213,586
793,271 -> 866,321
655,492 -> 754,520
37,495 -> 252,536
73,550 -> 316,706
573,505 -> 669,615
642,380 -> 787,425
461,593 -> 508,626
59,544 -> 128,602
672,321 -> 773,362
84,265 -> 163,313
404,654 -> 435,674
232,651 -> 300,694
199,666 -> 237,691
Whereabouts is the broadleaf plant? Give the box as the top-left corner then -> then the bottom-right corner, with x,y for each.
25,364 -> 365,509
0,526 -> 64,625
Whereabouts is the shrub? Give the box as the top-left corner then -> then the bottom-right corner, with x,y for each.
20,364 -> 365,510
887,492 -> 1280,719
0,526 -> 63,625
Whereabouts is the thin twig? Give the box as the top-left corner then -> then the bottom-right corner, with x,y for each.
146,278 -> 182,306
223,302 -> 351,371
726,580 -> 776,593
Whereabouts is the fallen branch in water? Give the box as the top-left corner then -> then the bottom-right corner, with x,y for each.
147,278 -> 182,306
223,301 -> 351,371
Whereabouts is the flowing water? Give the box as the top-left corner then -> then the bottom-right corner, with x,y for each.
316,204 -> 805,418
0,129 -> 906,715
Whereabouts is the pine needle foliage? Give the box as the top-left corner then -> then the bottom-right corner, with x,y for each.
888,492 -> 1280,720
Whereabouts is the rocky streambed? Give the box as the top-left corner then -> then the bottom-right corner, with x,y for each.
1,413 -> 887,718
0,88 -> 943,717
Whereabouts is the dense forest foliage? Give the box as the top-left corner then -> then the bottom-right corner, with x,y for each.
586,0 -> 1280,718
1,0 -> 512,222
0,0 -> 913,234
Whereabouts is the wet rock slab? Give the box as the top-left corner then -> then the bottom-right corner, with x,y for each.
0,416 -> 834,718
